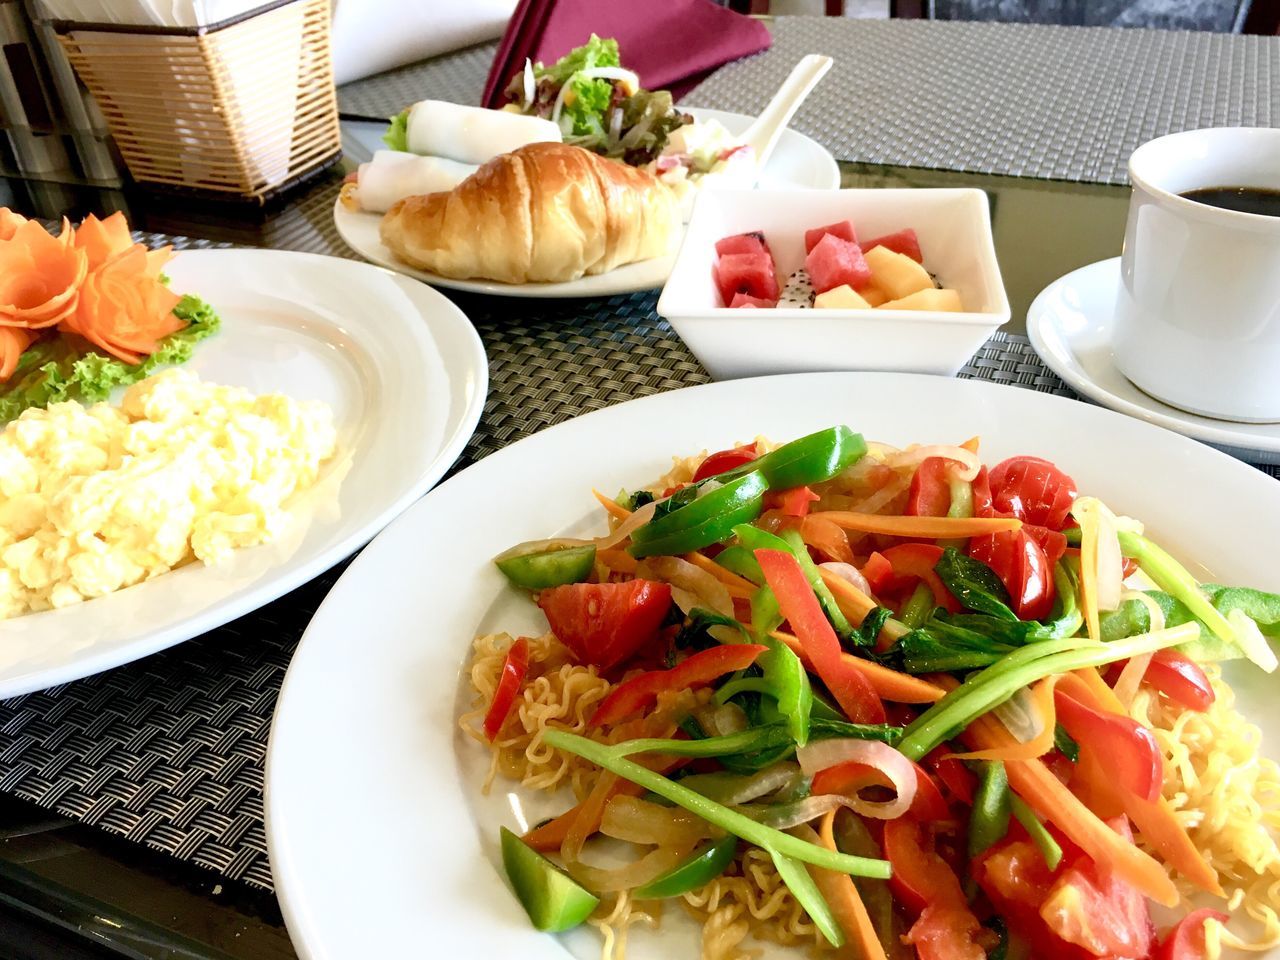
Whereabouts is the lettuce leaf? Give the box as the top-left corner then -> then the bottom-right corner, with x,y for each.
0,293 -> 221,423
382,108 -> 410,152
540,34 -> 619,84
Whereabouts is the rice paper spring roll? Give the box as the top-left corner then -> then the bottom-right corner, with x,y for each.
354,150 -> 477,214
403,100 -> 561,165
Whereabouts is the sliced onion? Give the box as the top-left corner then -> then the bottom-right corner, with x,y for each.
848,472 -> 911,518
819,561 -> 870,597
577,66 -> 641,91
1228,608 -> 1278,673
1113,652 -> 1154,708
594,500 -> 657,550
743,794 -> 847,830
678,762 -> 802,806
693,701 -> 748,738
796,739 -> 917,820
601,796 -> 718,847
992,684 -> 1046,744
882,444 -> 980,482
636,556 -> 733,618
1094,502 -> 1124,612
522,58 -> 536,106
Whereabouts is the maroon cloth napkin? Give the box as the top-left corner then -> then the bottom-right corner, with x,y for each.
481,0 -> 771,108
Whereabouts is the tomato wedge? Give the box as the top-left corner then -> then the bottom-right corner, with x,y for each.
1154,908 -> 1229,960
882,818 -> 986,960
1055,689 -> 1163,804
1144,650 -> 1215,712
537,580 -> 673,670
988,456 -> 1078,531
484,637 -> 530,740
693,443 -> 759,482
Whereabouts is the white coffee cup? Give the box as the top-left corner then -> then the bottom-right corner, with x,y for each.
1113,127 -> 1280,423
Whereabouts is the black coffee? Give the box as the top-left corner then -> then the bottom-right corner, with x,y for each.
1179,186 -> 1280,217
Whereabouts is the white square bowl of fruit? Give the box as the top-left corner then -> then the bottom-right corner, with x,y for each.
656,188 -> 1010,379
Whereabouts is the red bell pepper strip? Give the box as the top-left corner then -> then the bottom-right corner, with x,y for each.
693,443 -> 759,482
879,543 -> 963,613
882,817 -> 987,960
812,758 -> 950,821
1144,650 -> 1215,712
588,643 -> 768,726
861,551 -> 894,595
906,457 -> 954,517
770,486 -> 821,518
924,746 -> 978,805
1054,688 -> 1163,803
1154,908 -> 1229,960
484,637 -> 530,741
756,548 -> 886,724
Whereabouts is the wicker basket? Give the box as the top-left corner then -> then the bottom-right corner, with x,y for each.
54,0 -> 340,200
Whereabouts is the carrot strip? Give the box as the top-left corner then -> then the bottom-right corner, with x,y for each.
817,569 -> 910,646
772,631 -> 945,704
683,551 -> 757,599
961,711 -> 1180,907
593,489 -> 631,521
793,812 -> 888,960
597,548 -> 638,575
1058,670 -> 1223,897
819,511 -> 1021,538
943,676 -> 1061,762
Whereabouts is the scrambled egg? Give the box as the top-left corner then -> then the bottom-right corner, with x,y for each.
0,369 -> 336,619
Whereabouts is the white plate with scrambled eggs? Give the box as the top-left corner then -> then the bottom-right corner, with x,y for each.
0,249 -> 487,698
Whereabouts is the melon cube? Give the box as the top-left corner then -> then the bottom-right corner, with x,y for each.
804,220 -> 858,254
860,286 -> 889,307
715,252 -> 779,305
716,231 -> 771,259
813,284 -> 873,310
805,234 -> 872,294
863,228 -> 923,263
730,292 -> 777,308
879,288 -> 964,312
863,245 -> 933,300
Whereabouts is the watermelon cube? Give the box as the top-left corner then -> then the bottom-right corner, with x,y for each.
864,228 -> 923,263
805,234 -> 872,294
715,252 -> 779,305
715,231 -> 771,259
803,220 -> 858,254
729,292 -> 777,308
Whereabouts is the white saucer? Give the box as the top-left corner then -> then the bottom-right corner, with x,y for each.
1027,258 -> 1280,465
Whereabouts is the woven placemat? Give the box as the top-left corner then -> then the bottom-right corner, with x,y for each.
337,19 -> 1279,186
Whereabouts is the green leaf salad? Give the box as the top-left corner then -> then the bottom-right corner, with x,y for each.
0,294 -> 221,423
500,35 -> 691,165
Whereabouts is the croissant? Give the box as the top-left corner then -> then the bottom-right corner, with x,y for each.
379,142 -> 679,284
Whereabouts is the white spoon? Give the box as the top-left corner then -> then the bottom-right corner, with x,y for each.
737,54 -> 833,183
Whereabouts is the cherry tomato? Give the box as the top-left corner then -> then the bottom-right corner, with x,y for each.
907,457 -> 953,517
971,466 -> 994,517
693,443 -> 759,482
988,456 -> 1079,531
1154,908 -> 1230,960
1055,689 -> 1163,803
970,529 -> 1055,621
537,580 -> 673,670
1144,650 -> 1215,712
483,636 -> 529,740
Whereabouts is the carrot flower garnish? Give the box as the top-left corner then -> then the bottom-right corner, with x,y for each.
0,218 -> 88,329
62,244 -> 183,364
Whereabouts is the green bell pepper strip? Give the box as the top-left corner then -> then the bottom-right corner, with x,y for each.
630,473 -> 769,558
772,848 -> 845,947
751,585 -> 783,638
757,636 -> 813,746
967,761 -> 1012,862
493,540 -> 597,590
895,622 -> 1201,761
714,677 -> 773,702
633,835 -> 739,899
500,826 -> 599,931
715,544 -> 764,585
1010,795 -> 1063,869
719,426 -> 867,490
734,524 -> 853,640
542,729 -> 892,879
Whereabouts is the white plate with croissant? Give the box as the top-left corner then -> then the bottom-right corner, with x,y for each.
333,107 -> 839,299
